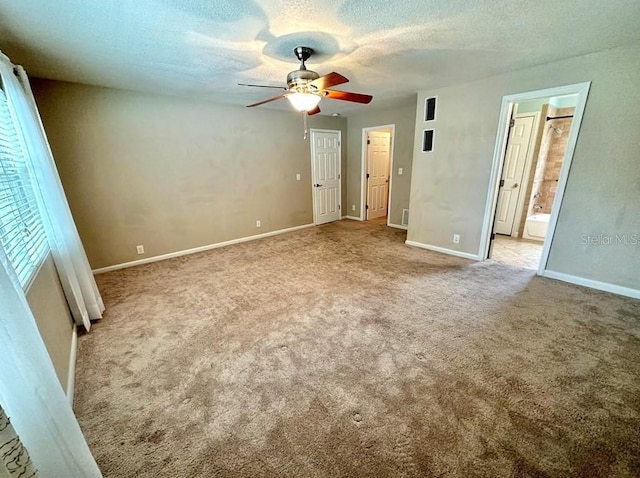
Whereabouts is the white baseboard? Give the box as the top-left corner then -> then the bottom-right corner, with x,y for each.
542,270 -> 640,299
405,240 -> 482,261
388,223 -> 408,230
344,215 -> 363,221
93,223 -> 315,274
66,325 -> 77,407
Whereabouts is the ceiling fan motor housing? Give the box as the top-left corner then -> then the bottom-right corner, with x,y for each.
287,47 -> 320,92
287,69 -> 320,91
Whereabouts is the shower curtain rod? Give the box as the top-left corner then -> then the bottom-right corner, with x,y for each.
546,114 -> 574,121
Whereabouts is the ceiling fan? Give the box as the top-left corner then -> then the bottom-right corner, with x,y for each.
239,46 -> 373,116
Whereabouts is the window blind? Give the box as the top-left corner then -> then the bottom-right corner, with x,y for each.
0,82 -> 48,287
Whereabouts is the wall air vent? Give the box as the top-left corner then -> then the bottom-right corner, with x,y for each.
424,97 -> 437,121
422,129 -> 434,152
402,209 -> 409,227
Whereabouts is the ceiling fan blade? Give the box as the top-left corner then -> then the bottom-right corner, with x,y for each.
307,105 -> 321,116
324,90 -> 373,104
309,72 -> 349,91
238,83 -> 287,90
246,94 -> 286,107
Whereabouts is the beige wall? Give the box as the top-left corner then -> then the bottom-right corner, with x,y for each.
26,254 -> 74,389
346,98 -> 416,226
31,80 -> 347,269
409,43 -> 640,290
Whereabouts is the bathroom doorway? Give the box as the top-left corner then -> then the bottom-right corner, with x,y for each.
481,83 -> 590,272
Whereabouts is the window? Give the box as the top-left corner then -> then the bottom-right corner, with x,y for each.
0,82 -> 48,287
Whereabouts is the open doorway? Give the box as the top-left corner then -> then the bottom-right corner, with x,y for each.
481,83 -> 590,273
360,125 -> 395,224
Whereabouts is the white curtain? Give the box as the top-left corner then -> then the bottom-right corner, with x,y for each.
0,404 -> 40,478
0,245 -> 102,477
0,53 -> 103,330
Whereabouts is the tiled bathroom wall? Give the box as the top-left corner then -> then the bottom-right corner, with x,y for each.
527,106 -> 575,216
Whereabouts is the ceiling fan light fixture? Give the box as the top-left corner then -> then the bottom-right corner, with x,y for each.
286,92 -> 321,112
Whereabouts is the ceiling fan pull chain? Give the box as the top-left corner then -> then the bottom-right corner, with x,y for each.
303,110 -> 308,140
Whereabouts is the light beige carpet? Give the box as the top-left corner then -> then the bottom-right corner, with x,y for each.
75,220 -> 640,477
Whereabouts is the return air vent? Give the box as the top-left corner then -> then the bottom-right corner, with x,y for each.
422,129 -> 434,152
402,209 -> 409,227
424,97 -> 437,121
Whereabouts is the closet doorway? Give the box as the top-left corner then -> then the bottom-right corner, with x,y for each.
360,125 -> 395,223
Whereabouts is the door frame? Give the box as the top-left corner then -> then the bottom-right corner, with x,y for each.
480,82 -> 591,275
310,128 -> 342,225
360,124 -> 396,225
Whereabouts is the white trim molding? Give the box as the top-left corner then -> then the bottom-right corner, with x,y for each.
542,270 -> 640,300
388,223 -> 408,231
406,240 -> 482,261
344,215 -> 363,221
66,325 -> 77,406
93,224 -> 315,274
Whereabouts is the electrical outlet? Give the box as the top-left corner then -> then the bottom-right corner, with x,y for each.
352,204 -> 356,211
136,245 -> 144,254
398,167 -> 403,175
453,234 -> 460,244
296,173 -> 301,181
256,220 -> 261,228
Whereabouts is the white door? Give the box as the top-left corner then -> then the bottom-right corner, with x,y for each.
311,130 -> 341,225
495,116 -> 535,235
366,131 -> 391,219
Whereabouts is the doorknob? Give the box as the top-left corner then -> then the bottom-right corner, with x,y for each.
513,183 -> 519,189
314,184 -> 323,188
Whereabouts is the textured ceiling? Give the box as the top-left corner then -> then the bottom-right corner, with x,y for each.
1,0 -> 639,115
